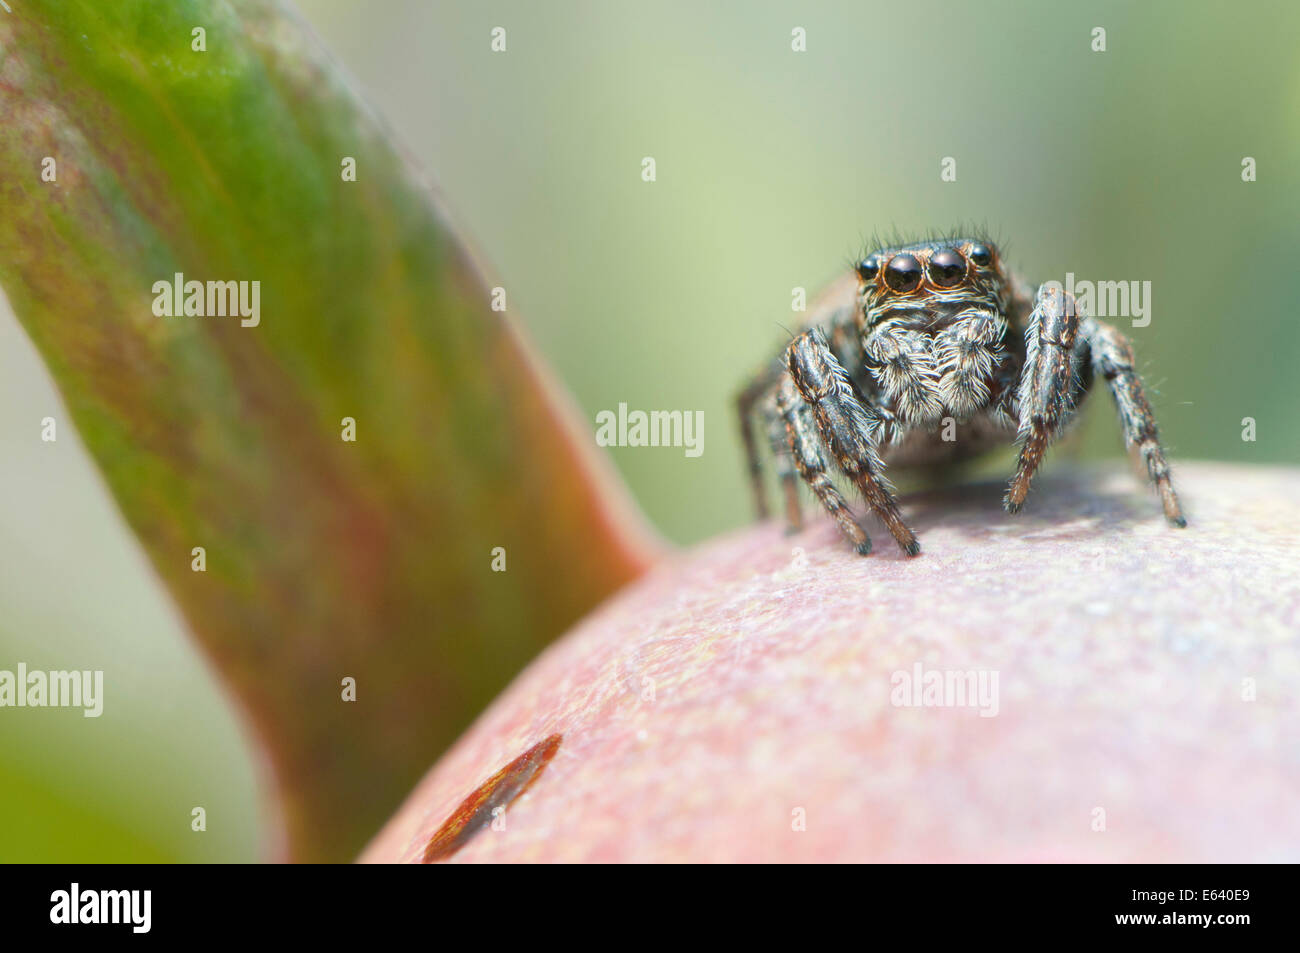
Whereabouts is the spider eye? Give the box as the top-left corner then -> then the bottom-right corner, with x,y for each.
928,248 -> 966,287
884,254 -> 922,292
856,257 -> 879,281
968,243 -> 993,266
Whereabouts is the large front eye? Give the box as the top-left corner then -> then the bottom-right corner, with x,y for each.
928,248 -> 966,287
884,254 -> 922,292
856,256 -> 880,282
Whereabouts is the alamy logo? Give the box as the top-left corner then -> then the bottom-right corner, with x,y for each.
1044,273 -> 1152,328
595,403 -> 704,458
50,884 -> 150,933
0,663 -> 103,717
890,662 -> 999,717
151,272 -> 261,327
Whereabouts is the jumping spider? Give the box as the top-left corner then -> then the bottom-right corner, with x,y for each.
737,234 -> 1186,556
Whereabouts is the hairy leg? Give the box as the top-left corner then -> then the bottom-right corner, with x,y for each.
736,363 -> 781,520
1005,284 -> 1083,513
1084,317 -> 1187,526
761,392 -> 803,532
776,377 -> 870,554
786,328 -> 920,556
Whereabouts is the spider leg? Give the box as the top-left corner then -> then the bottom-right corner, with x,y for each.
786,328 -> 920,556
776,376 -> 871,554
736,362 -> 782,520
1083,317 -> 1187,526
1005,284 -> 1084,513
761,391 -> 803,532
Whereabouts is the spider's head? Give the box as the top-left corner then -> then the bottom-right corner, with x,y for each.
855,237 -> 1008,328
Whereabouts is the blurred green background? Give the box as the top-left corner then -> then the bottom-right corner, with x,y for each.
2,0 -> 1297,861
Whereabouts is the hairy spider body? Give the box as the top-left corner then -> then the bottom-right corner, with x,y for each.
737,235 -> 1186,556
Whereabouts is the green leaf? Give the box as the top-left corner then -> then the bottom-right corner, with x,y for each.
0,0 -> 657,860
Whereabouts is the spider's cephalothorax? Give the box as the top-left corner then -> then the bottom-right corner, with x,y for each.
737,235 -> 1186,556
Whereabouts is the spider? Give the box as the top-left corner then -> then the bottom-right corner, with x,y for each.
736,234 -> 1186,556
